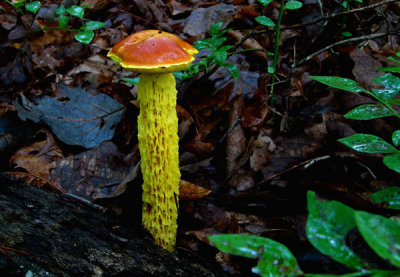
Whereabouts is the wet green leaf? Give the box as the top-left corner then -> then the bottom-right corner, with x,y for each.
378,66 -> 400,73
75,30 -> 94,44
81,21 -> 105,31
310,76 -> 365,93
55,4 -> 66,15
285,0 -> 303,10
355,211 -> 400,267
306,191 -> 366,270
255,16 -> 276,27
371,187 -> 400,209
383,154 -> 400,174
223,63 -> 239,78
257,0 -> 274,6
122,77 -> 140,85
25,1 -> 41,13
341,31 -> 352,37
393,130 -> 400,146
372,73 -> 400,100
344,104 -> 393,120
338,134 -> 397,154
58,15 -> 69,29
209,22 -> 223,36
67,5 -> 85,19
268,66 -> 275,73
215,50 -> 228,66
209,234 -> 303,277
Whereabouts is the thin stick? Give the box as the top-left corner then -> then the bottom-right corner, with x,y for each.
293,31 -> 400,67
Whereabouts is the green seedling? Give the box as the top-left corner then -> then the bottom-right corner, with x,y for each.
175,22 -> 239,82
310,54 -> 400,173
6,1 -> 104,44
209,191 -> 400,276
255,0 -> 303,106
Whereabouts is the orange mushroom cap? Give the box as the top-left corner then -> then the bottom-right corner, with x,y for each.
107,30 -> 198,74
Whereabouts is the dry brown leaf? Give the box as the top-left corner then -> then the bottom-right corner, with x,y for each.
226,97 -> 246,174
350,47 -> 383,91
179,179 -> 211,200
10,130 -> 63,180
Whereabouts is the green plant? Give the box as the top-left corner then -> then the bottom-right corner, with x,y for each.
209,191 -> 400,276
6,1 -> 104,44
255,0 -> 303,105
309,54 -> 400,174
174,22 -> 239,81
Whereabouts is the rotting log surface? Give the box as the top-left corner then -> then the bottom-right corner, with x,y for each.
0,174 -> 224,277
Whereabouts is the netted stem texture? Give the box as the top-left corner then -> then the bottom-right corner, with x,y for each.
137,73 -> 180,252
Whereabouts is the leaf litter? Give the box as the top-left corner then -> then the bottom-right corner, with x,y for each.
0,0 -> 399,275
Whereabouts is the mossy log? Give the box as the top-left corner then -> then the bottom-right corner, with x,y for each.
0,174 -> 223,277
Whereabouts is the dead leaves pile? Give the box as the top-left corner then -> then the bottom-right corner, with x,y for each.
0,0 -> 399,275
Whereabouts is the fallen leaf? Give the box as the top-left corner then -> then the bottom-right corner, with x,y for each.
179,179 -> 211,200
14,84 -> 125,148
50,141 -> 136,199
183,3 -> 236,37
350,47 -> 383,90
10,130 -> 63,180
226,97 -> 246,174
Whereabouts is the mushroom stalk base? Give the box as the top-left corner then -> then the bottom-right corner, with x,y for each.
138,73 -> 180,252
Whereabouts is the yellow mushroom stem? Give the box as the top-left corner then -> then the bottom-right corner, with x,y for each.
137,73 -> 180,252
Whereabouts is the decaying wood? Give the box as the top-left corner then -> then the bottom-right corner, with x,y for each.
0,174 -> 224,277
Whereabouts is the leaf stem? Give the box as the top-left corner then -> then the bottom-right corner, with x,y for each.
270,0 -> 285,106
364,90 -> 400,120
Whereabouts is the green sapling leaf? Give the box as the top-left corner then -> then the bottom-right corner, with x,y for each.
59,15 -> 69,29
378,66 -> 400,74
306,191 -> 366,270
372,73 -> 400,100
25,1 -> 41,13
255,16 -> 276,27
75,30 -> 94,44
285,0 -> 303,10
393,130 -> 400,146
344,104 -> 393,120
215,50 -> 228,66
383,154 -> 400,174
371,187 -> 400,209
310,76 -> 365,93
209,234 -> 303,277
257,0 -> 274,6
338,133 -> 398,154
56,5 -> 66,15
209,22 -> 223,36
122,77 -> 140,85
223,63 -> 239,78
355,211 -> 400,267
81,21 -> 105,31
67,5 -> 85,19
193,39 -> 212,50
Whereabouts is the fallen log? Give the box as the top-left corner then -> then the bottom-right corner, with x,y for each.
0,174 -> 224,277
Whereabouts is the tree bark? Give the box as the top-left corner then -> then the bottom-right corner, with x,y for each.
0,174 -> 224,277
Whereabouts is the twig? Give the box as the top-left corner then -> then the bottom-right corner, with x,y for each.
232,0 -> 397,51
293,31 -> 400,67
282,0 -> 398,31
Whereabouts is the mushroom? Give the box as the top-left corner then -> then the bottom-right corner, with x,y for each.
108,30 -> 198,252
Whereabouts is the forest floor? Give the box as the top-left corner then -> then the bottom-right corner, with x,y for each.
0,0 -> 400,276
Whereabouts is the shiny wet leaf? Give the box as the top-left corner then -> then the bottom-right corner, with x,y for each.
371,187 -> 400,209
383,153 -> 400,174
338,134 -> 397,154
209,234 -> 303,277
344,104 -> 393,120
310,76 -> 365,93
355,211 -> 400,267
306,191 -> 366,270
